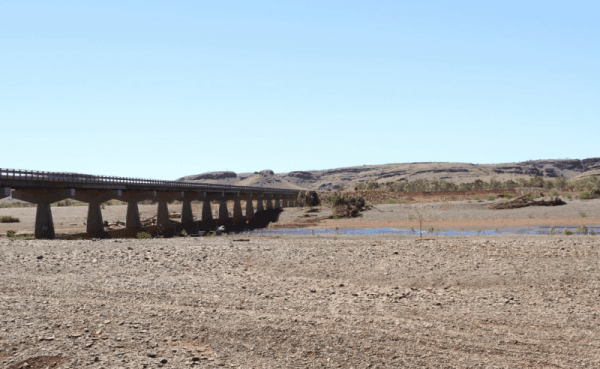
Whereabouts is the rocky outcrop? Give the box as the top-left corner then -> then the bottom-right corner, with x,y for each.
181,171 -> 237,181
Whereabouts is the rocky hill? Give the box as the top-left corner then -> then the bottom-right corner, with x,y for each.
178,158 -> 600,191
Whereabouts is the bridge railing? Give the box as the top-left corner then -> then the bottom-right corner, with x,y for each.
0,168 -> 299,194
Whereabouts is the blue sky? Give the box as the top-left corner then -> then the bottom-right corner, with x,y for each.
1,1 -> 598,180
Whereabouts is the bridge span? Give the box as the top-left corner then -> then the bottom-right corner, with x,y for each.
0,168 -> 305,239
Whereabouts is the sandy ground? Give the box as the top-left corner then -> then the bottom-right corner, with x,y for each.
318,198 -> 600,230
0,203 -> 222,236
2,198 -> 600,236
274,199 -> 600,231
2,234 -> 600,368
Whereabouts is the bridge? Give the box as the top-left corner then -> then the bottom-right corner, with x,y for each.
0,168 -> 304,239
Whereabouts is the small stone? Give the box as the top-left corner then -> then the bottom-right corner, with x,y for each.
160,359 -> 168,364
147,352 -> 157,358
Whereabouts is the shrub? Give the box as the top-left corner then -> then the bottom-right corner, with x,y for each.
577,225 -> 588,235
136,232 -> 152,239
297,191 -> 320,208
354,182 -> 367,190
504,193 -> 514,199
550,189 -> 560,197
323,191 -> 370,218
579,211 -> 587,218
366,181 -> 381,190
0,216 -> 20,223
7,230 -> 16,238
564,228 -> 573,236
485,195 -> 496,201
579,192 -> 591,200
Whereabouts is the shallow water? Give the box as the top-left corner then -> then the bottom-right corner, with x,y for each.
241,225 -> 600,236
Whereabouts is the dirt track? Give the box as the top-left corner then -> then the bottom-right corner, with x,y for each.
2,234 -> 600,368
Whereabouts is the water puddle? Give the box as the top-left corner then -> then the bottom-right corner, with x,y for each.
241,225 -> 600,236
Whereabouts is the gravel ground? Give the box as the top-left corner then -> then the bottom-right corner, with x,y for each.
2,234 -> 600,368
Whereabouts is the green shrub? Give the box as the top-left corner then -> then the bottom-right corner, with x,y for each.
579,192 -> 591,200
550,189 -> 560,197
577,225 -> 588,235
136,232 -> 152,239
6,231 -> 33,239
579,211 -> 587,218
485,195 -> 496,201
504,193 -> 513,199
0,216 -> 20,223
564,228 -> 573,236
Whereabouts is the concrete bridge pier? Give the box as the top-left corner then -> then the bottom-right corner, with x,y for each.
181,201 -> 194,224
197,198 -> 217,232
245,199 -> 255,219
266,198 -> 273,210
180,193 -> 204,234
274,198 -> 281,209
281,199 -> 288,208
218,198 -> 232,230
120,191 -> 155,229
12,189 -> 75,239
154,192 -> 184,229
256,198 -> 265,213
1,187 -> 10,200
73,190 -> 122,235
202,199 -> 213,221
218,199 -> 229,220
232,198 -> 246,230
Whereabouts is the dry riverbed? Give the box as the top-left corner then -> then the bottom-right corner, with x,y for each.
2,234 -> 600,368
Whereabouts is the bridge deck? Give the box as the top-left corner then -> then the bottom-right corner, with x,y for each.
0,168 -> 299,195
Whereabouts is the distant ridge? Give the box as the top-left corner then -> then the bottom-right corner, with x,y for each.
178,158 -> 600,191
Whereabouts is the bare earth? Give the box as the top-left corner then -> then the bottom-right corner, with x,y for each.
2,233 -> 600,368
2,201 -> 600,368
